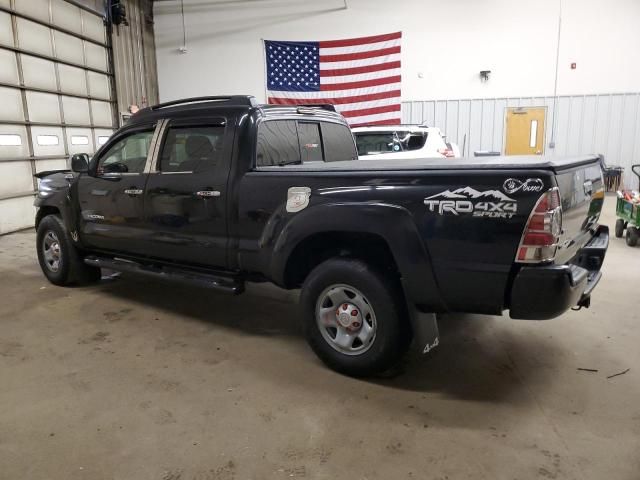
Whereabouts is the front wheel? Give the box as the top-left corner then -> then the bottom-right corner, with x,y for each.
626,226 -> 639,247
36,215 -> 101,286
615,218 -> 625,238
300,258 -> 411,377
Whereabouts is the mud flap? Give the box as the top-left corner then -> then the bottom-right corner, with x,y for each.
407,303 -> 439,354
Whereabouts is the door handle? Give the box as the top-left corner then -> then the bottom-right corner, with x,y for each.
196,190 -> 221,198
124,188 -> 143,196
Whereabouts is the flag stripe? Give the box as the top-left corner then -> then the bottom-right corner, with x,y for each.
347,111 -> 402,125
321,68 -> 401,84
322,53 -> 401,70
331,97 -> 400,113
319,38 -> 401,56
268,82 -> 401,99
320,46 -> 401,63
267,97 -> 400,114
268,89 -> 401,106
319,31 -> 401,48
320,75 -> 401,91
320,61 -> 401,77
350,118 -> 402,128
340,104 -> 401,118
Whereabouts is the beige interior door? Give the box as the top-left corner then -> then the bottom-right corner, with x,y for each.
505,107 -> 546,155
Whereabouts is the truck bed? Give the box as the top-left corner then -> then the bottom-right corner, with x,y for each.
258,155 -> 600,173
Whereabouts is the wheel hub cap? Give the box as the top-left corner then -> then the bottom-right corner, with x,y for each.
42,231 -> 61,272
336,303 -> 362,331
316,284 -> 377,356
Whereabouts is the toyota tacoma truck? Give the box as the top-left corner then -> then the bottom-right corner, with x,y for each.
34,96 -> 608,376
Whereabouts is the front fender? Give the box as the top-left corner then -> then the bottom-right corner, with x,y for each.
34,173 -> 79,239
270,202 -> 447,312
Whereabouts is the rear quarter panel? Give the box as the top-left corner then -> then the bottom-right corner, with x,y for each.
234,168 -> 554,314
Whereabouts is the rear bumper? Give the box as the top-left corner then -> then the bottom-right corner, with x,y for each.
509,225 -> 609,320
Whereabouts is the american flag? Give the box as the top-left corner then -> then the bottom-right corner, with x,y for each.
264,32 -> 401,127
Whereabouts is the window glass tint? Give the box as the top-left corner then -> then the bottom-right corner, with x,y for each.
256,120 -> 300,166
355,132 -> 400,156
398,131 -> 428,151
355,131 -> 427,156
321,122 -> 357,162
98,130 -> 154,174
298,122 -> 323,162
159,125 -> 224,172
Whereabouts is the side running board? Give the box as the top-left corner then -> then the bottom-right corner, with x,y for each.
84,256 -> 245,295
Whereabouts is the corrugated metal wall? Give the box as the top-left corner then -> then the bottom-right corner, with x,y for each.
403,93 -> 640,189
111,0 -> 158,119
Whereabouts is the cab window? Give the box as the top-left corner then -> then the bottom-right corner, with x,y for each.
256,119 -> 357,166
321,122 -> 357,161
298,122 -> 323,162
256,120 -> 300,167
97,130 -> 154,174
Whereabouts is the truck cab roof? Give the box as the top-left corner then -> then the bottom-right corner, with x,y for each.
128,95 -> 348,126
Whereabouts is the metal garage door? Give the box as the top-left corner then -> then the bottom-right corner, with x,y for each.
0,0 -> 116,234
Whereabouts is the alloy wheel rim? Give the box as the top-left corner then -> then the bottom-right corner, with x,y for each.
315,284 -> 377,356
42,231 -> 62,272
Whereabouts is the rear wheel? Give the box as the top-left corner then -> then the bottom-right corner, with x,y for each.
615,219 -> 625,238
300,258 -> 411,377
36,215 -> 101,286
626,226 -> 639,247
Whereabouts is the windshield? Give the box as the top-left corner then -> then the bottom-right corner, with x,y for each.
355,131 -> 428,156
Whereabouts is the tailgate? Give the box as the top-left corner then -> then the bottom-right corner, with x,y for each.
554,160 -> 604,264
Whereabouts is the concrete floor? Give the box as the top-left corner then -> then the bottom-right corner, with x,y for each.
1,198 -> 639,480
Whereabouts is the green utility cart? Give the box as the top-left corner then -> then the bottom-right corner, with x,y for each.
614,165 -> 640,247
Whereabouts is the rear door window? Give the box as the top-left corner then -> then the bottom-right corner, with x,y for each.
321,122 -> 357,161
256,120 -> 300,166
159,125 -> 225,173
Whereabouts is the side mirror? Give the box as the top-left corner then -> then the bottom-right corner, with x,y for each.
71,153 -> 90,173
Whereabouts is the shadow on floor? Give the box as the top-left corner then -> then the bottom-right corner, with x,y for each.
91,272 -> 562,407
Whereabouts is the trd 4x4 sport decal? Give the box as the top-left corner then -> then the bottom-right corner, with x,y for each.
424,187 -> 517,218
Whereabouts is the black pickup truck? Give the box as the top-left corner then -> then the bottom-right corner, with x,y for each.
34,95 -> 608,376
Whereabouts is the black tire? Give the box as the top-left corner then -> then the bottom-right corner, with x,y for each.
615,218 -> 625,238
300,258 -> 412,377
626,226 -> 639,247
36,215 -> 101,286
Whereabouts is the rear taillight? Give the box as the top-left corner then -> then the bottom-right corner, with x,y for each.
516,188 -> 562,263
438,148 -> 455,158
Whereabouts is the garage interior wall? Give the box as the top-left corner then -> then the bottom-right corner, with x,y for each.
403,93 -> 640,189
0,0 -> 158,235
154,0 -> 640,100
154,0 -> 640,186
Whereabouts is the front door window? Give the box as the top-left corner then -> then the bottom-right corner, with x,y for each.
97,130 -> 155,174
